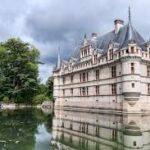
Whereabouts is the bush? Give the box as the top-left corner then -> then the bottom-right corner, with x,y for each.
33,94 -> 49,104
3,96 -> 10,103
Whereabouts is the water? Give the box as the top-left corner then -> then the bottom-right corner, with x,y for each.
0,109 -> 53,150
0,109 -> 149,150
52,110 -> 150,150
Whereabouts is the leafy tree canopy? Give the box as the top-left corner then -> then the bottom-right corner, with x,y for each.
0,38 -> 40,103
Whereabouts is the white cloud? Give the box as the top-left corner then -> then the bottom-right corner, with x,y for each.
0,0 -> 150,82
39,64 -> 53,84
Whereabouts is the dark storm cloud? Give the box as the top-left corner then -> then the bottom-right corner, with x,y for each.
24,0 -> 150,66
25,0 -> 124,65
0,0 -> 150,82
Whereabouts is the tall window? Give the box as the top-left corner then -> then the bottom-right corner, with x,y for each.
82,87 -> 86,96
111,66 -> 116,78
131,63 -> 135,74
95,86 -> 99,95
112,130 -> 117,141
109,49 -> 113,60
70,75 -> 73,83
80,72 -> 88,82
86,87 -> 88,96
63,77 -> 66,84
96,70 -> 99,80
148,84 -> 150,95
70,88 -> 73,96
63,89 -> 65,96
80,74 -> 81,82
147,66 -> 150,77
87,72 -> 88,81
83,73 -> 86,82
80,88 -> 81,96
112,84 -> 117,95
80,87 -> 88,96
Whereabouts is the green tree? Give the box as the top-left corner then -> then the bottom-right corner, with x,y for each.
0,38 -> 40,103
46,76 -> 53,99
33,76 -> 53,104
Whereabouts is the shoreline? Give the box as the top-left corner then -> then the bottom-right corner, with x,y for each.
0,101 -> 54,113
0,103 -> 42,110
55,106 -> 150,115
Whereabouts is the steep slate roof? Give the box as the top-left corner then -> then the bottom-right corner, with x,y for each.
97,8 -> 145,54
72,16 -> 146,60
54,9 -> 147,71
97,22 -> 145,54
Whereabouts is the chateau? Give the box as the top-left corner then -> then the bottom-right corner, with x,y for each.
53,10 -> 150,114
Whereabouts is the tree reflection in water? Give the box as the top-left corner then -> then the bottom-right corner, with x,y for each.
35,124 -> 51,150
0,109 -> 53,150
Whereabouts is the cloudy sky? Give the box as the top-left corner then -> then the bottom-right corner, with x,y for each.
1,0 -> 150,83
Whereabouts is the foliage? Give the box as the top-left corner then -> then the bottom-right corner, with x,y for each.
0,38 -> 54,104
3,96 -> 10,103
33,94 -> 49,104
33,76 -> 54,104
46,76 -> 53,99
0,38 -> 40,103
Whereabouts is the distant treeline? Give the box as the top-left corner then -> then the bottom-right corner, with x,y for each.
0,38 -> 53,104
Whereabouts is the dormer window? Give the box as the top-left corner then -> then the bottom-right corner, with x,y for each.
126,49 -> 129,54
84,49 -> 87,56
94,55 -> 97,63
109,49 -> 113,60
131,47 -> 134,53
82,51 -> 84,57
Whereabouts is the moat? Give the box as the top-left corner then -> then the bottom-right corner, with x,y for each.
0,109 -> 52,150
0,109 -> 150,150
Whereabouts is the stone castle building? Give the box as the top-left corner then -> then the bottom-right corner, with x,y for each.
53,9 -> 150,114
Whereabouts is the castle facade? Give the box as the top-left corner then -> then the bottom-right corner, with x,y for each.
53,11 -> 150,113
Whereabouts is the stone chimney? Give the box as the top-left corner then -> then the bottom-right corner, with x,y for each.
91,32 -> 97,39
114,19 -> 124,34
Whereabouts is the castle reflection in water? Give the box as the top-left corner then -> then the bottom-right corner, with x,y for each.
51,110 -> 150,150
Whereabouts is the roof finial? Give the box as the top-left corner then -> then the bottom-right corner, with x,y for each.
84,33 -> 87,39
128,6 -> 131,22
56,46 -> 61,70
83,33 -> 88,45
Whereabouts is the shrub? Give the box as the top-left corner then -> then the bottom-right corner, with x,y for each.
3,96 -> 10,103
33,94 -> 49,104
